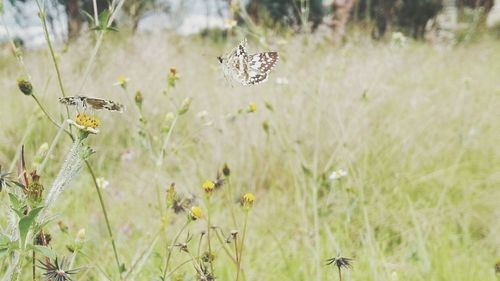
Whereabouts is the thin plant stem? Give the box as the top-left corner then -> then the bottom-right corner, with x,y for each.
78,0 -> 126,92
34,0 -> 67,98
236,211 -> 249,281
85,161 -> 123,280
213,229 -> 237,264
162,220 -> 190,280
31,95 -> 71,135
205,197 -> 215,275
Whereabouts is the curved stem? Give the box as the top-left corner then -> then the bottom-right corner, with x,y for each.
85,161 -> 123,280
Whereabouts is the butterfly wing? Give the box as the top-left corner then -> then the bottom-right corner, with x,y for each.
223,38 -> 250,85
85,97 -> 124,112
246,52 -> 279,85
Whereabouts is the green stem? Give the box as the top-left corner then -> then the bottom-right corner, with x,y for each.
162,220 -> 190,280
34,0 -> 66,98
236,211 -> 249,281
205,197 -> 215,275
85,161 -> 123,280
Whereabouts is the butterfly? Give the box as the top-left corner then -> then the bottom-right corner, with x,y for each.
217,38 -> 279,86
59,95 -> 125,112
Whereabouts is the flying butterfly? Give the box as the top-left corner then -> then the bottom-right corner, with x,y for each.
217,38 -> 279,86
59,95 -> 125,112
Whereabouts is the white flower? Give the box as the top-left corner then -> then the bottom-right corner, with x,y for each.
96,177 -> 110,189
329,168 -> 348,181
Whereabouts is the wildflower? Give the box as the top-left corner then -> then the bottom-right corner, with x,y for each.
190,206 -> 203,220
214,172 -> 224,189
222,163 -> 230,177
202,251 -> 216,263
26,180 -> 44,205
262,121 -> 270,134
168,67 -> 180,87
114,75 -> 129,89
38,257 -> 78,281
0,165 -> 22,192
134,91 -> 143,108
74,228 -> 86,251
35,231 -> 51,246
57,221 -> 69,233
224,19 -> 237,29
166,183 -> 176,207
96,177 -> 109,189
241,192 -> 256,209
329,168 -> 347,181
17,78 -> 33,96
178,97 -> 192,115
202,180 -> 215,193
247,102 -> 257,113
326,254 -> 353,281
391,32 -> 407,48
264,100 -> 274,111
162,112 -> 176,133
67,113 -> 100,134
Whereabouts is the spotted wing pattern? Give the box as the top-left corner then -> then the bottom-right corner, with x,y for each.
59,96 -> 124,112
247,52 -> 279,85
218,38 -> 279,86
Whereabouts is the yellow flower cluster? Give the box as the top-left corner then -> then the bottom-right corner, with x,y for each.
190,206 -> 203,220
202,180 -> 215,193
76,113 -> 100,129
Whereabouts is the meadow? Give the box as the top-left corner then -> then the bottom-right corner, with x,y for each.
0,31 -> 499,281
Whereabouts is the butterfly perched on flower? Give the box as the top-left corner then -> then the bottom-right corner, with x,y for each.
217,38 -> 279,86
59,96 -> 125,112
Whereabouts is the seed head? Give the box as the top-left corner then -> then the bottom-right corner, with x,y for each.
17,78 -> 33,96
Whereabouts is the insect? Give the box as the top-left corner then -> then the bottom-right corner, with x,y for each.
217,38 -> 279,86
59,95 -> 125,112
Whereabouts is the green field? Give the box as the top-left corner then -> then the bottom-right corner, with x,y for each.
1,34 -> 500,281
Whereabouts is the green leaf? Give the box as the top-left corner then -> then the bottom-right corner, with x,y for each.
0,248 -> 8,259
8,193 -> 21,209
18,207 -> 43,247
302,164 -> 313,178
0,233 -> 9,245
29,245 -> 56,260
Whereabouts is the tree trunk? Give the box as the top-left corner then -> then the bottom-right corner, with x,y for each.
65,0 -> 81,41
331,0 -> 356,44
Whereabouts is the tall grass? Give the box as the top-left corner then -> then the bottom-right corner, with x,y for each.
0,31 -> 499,281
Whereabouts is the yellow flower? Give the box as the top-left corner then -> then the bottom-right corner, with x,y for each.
67,113 -> 100,134
242,192 -> 256,209
114,75 -> 129,89
190,206 -> 203,220
247,102 -> 257,113
202,180 -> 215,193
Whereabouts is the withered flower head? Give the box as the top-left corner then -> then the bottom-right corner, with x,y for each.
38,257 -> 78,281
326,255 -> 353,270
35,231 -> 52,246
201,251 -> 216,263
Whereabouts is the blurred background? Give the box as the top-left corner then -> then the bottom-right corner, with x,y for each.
1,1 -> 499,281
1,0 -> 500,48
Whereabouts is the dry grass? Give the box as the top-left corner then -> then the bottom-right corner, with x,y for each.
1,33 -> 499,281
